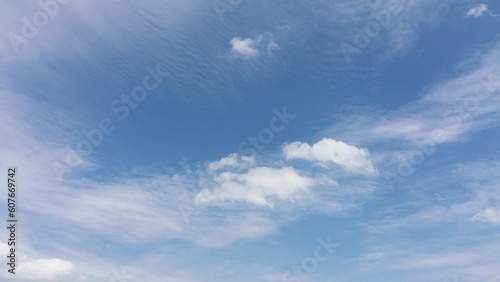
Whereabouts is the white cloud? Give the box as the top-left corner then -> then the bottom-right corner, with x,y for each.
230,37 -> 259,58
321,43 -> 500,166
471,208 -> 500,224
0,241 -> 76,281
230,33 -> 279,59
208,153 -> 255,172
31,177 -> 190,242
283,138 -> 378,176
466,4 -> 489,17
195,166 -> 314,206
18,258 -> 76,281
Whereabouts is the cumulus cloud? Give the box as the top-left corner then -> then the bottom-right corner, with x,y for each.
466,4 -> 489,17
0,241 -> 76,281
208,153 -> 255,172
195,166 -> 314,206
283,138 -> 378,176
471,208 -> 500,224
230,37 -> 259,57
18,258 -> 76,281
230,32 -> 278,58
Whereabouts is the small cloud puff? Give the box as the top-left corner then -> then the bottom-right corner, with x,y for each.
283,138 -> 379,176
466,4 -> 489,17
230,32 -> 278,59
230,37 -> 259,58
208,153 -> 255,173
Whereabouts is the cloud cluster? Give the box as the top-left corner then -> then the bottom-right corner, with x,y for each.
196,137 -> 378,207
1,0 -> 500,281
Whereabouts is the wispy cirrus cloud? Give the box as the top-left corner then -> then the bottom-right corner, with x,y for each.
351,158 -> 500,281
322,41 -> 500,155
2,1 -> 500,281
466,3 -> 489,17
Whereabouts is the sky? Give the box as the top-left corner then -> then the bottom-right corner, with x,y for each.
0,0 -> 500,281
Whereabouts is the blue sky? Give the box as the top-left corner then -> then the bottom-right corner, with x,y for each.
1,0 -> 500,281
